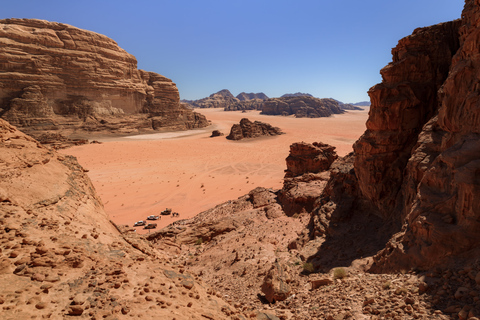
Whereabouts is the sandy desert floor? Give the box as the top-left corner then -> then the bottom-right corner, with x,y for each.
64,108 -> 369,234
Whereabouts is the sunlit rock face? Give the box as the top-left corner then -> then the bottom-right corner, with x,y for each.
0,18 -> 208,135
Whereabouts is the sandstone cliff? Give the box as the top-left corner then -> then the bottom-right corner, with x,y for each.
0,18 -> 208,138
260,96 -> 344,117
305,0 -> 480,273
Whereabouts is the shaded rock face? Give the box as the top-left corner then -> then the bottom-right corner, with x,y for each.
370,0 -> 480,271
226,118 -> 284,140
306,0 -> 480,272
353,19 -> 461,221
0,18 -> 208,136
261,96 -> 344,118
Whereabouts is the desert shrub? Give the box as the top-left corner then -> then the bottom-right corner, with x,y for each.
195,238 -> 203,245
302,262 -> 314,273
382,281 -> 391,290
333,267 -> 347,279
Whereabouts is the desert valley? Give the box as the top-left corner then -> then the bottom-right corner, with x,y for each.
65,107 -> 369,232
1,1 -> 480,319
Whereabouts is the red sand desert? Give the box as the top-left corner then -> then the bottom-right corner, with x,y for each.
64,108 -> 369,233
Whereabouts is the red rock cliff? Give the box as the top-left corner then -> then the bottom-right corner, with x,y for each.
370,0 -> 480,271
0,18 -> 208,134
306,0 -> 480,272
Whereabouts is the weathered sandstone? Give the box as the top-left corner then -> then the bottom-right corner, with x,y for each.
261,96 -> 344,117
236,92 -> 268,101
284,142 -> 338,178
184,89 -> 239,109
368,0 -> 480,271
0,18 -> 208,138
226,118 -> 284,140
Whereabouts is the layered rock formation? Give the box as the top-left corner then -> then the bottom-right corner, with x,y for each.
226,118 -> 284,140
260,96 -> 344,117
0,118 -> 234,319
284,142 -> 338,178
184,89 -> 240,109
184,90 -> 268,111
366,0 -> 480,271
305,0 -> 480,273
0,18 -> 208,138
279,142 -> 338,216
236,92 -> 268,101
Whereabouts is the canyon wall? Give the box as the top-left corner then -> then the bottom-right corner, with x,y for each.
369,0 -> 480,271
0,18 -> 208,136
307,0 -> 480,271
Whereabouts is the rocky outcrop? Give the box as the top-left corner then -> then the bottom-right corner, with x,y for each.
0,118 -> 232,319
260,96 -> 344,117
226,118 -> 284,140
236,92 -> 268,101
223,99 -> 264,111
281,93 -> 313,98
261,260 -> 292,303
284,142 -> 338,178
184,90 -> 268,112
184,89 -> 239,109
278,142 -> 338,216
0,18 -> 208,138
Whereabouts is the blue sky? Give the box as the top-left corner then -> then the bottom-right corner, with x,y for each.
2,0 -> 465,103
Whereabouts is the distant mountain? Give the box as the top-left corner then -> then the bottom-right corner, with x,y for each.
182,89 -> 239,108
281,92 -> 314,98
331,98 -> 363,111
352,101 -> 371,107
261,96 -> 344,118
236,92 -> 269,101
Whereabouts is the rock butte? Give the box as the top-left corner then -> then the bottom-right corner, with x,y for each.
1,1 -> 480,319
0,18 -> 208,140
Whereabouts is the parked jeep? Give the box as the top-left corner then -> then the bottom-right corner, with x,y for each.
133,221 -> 146,227
144,223 -> 157,229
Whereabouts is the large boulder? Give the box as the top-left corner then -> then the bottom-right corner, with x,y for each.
226,118 -> 284,140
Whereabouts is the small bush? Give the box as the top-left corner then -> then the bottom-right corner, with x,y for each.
195,238 -> 203,246
382,281 -> 391,290
302,262 -> 314,273
333,267 -> 347,279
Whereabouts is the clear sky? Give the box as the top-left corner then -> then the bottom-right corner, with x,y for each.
2,0 -> 465,103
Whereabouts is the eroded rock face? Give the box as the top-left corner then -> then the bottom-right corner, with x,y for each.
284,142 -> 338,178
353,19 -> 461,221
369,0 -> 480,271
261,96 -> 344,118
0,18 -> 208,136
226,118 -> 284,140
